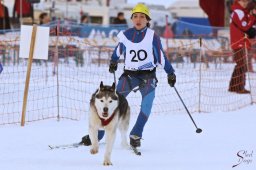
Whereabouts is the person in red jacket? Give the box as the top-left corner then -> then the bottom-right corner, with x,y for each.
229,0 -> 256,94
247,0 -> 256,72
13,0 -> 34,21
0,1 -> 11,30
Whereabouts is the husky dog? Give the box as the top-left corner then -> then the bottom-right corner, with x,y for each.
89,81 -> 130,165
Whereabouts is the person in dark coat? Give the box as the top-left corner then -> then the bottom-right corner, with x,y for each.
112,12 -> 127,25
0,1 -> 11,30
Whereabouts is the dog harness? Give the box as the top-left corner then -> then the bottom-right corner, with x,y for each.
99,112 -> 116,126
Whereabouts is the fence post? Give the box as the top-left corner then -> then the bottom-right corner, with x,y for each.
244,38 -> 253,104
2,47 -> 5,65
198,37 -> 203,113
21,25 -> 38,126
54,20 -> 60,121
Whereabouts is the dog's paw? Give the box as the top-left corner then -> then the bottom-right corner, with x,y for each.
103,160 -> 113,166
90,148 -> 98,154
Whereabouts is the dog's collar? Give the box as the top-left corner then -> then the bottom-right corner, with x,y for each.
99,112 -> 116,126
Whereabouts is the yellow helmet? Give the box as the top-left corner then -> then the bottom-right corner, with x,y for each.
131,3 -> 151,19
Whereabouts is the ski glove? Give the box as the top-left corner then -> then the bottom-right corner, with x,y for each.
168,73 -> 176,87
109,61 -> 117,73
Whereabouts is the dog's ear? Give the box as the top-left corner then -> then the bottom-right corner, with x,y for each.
100,81 -> 104,90
111,82 -> 117,96
111,82 -> 116,91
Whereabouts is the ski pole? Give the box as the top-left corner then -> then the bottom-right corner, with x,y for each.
173,86 -> 202,133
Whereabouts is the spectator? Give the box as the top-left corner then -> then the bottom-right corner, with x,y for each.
80,14 -> 89,24
152,22 -> 162,36
182,28 -> 193,37
13,0 -> 34,22
171,15 -> 178,37
39,12 -> 50,25
163,22 -> 174,38
112,12 -> 127,26
0,1 -> 11,30
247,0 -> 256,72
35,12 -> 50,65
228,0 -> 256,94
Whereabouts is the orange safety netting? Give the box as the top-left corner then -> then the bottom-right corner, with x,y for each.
0,22 -> 255,126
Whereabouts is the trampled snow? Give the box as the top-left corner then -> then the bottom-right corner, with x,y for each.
0,105 -> 255,170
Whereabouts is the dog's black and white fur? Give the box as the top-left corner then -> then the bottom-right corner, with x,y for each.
89,81 -> 130,165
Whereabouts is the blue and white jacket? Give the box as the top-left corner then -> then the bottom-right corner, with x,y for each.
110,27 -> 175,75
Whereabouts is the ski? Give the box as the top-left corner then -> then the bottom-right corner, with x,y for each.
49,143 -> 141,155
48,143 -> 83,150
130,146 -> 141,156
49,142 -> 106,150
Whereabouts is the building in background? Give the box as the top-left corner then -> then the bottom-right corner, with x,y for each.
2,0 -> 173,27
168,0 -> 207,18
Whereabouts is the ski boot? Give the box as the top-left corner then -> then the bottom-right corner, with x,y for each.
130,135 -> 141,148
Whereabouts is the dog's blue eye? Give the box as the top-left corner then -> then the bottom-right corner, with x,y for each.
100,100 -> 104,102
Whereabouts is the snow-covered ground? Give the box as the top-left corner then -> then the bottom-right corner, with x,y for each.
0,104 -> 255,170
